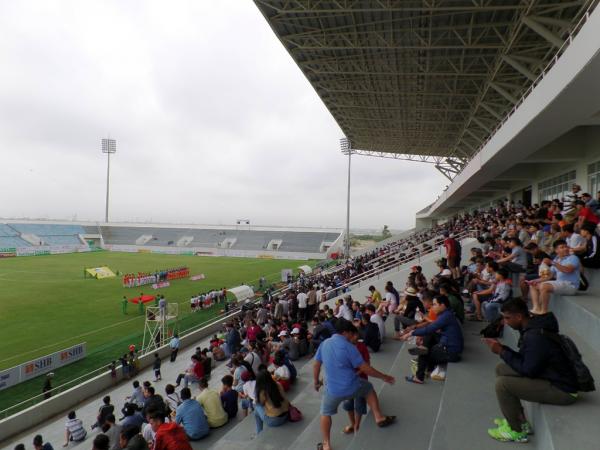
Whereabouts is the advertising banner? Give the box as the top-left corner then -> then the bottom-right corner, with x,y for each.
151,281 -> 170,289
190,274 -> 206,281
0,247 -> 17,258
19,343 -> 86,383
0,366 -> 21,391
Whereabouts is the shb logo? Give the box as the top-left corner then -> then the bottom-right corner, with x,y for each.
61,346 -> 83,361
24,357 -> 53,374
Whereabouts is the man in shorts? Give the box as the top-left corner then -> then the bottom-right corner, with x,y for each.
313,319 -> 395,450
529,239 -> 580,315
443,232 -> 461,279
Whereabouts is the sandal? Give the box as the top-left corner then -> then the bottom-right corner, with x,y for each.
376,415 -> 396,428
342,425 -> 354,434
317,442 -> 332,450
405,375 -> 424,385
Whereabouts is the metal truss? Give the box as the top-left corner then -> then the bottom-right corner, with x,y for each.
255,0 -> 598,171
340,137 -> 467,180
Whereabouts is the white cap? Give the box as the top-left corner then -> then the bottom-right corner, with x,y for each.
291,327 -> 300,335
441,269 -> 452,276
278,330 -> 288,337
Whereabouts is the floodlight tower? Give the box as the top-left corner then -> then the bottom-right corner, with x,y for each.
340,138 -> 352,258
101,138 -> 117,223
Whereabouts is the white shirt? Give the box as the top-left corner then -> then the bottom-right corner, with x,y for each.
566,233 -> 586,250
242,380 -> 257,401
274,364 -> 291,380
370,313 -> 386,341
244,351 -> 261,375
297,292 -> 308,308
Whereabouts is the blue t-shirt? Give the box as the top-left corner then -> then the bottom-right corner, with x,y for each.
551,255 -> 580,288
315,334 -> 364,397
175,399 -> 209,440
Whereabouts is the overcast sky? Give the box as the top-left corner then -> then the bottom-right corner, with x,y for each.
0,1 -> 447,230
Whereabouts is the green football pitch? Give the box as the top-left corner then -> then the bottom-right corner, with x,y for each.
0,251 -> 314,413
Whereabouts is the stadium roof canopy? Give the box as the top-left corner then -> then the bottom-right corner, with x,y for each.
255,0 -> 596,179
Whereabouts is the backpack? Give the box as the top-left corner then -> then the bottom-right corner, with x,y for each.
541,330 -> 595,392
480,317 -> 504,339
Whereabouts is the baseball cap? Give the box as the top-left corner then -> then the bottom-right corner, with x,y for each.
291,327 -> 300,335
278,330 -> 288,337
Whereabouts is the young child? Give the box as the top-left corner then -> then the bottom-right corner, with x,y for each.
220,375 -> 239,419
153,353 -> 162,381
109,361 -> 117,385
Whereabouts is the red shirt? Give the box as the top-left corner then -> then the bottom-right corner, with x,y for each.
578,207 -> 599,225
154,422 -> 192,450
192,361 -> 204,379
356,342 -> 370,380
444,238 -> 458,257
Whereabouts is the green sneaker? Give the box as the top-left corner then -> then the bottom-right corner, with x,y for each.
493,418 -> 533,435
488,425 -> 529,443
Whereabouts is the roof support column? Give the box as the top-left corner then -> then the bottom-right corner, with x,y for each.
522,16 -> 565,48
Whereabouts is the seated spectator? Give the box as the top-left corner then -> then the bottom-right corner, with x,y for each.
100,414 -> 120,450
575,199 -> 600,228
403,295 -> 463,384
365,304 -> 385,342
314,319 -> 395,450
63,410 -> 86,447
175,355 -> 204,389
141,386 -> 166,419
529,239 -> 580,314
124,380 -> 145,412
175,387 -> 209,441
484,299 -> 577,443
92,435 -> 109,450
121,403 -> 144,429
196,377 -> 228,428
580,222 -> 600,268
392,287 -> 425,339
438,283 -> 464,323
32,434 -> 53,450
470,261 -> 498,321
118,425 -> 148,450
147,409 -> 192,450
239,370 -> 257,417
164,384 -> 181,417
359,313 -> 381,352
220,375 -> 239,419
92,395 -> 114,430
254,368 -> 289,434
562,223 -> 587,256
481,268 -> 512,322
309,315 -> 332,353
497,238 -> 528,276
271,351 -> 292,392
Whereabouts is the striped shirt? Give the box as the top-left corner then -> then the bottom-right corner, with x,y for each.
65,418 -> 86,441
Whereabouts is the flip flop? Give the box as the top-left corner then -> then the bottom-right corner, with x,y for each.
405,375 -> 424,385
342,425 -> 354,434
376,415 -> 396,428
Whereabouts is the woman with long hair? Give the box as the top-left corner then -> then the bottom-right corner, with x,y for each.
254,367 -> 289,433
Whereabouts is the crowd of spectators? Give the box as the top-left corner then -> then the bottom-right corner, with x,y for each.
13,188 -> 599,449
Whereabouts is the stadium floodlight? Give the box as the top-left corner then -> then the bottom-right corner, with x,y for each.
340,137 -> 352,258
101,138 -> 117,223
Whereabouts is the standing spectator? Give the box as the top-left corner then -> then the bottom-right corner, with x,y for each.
175,388 -> 209,441
314,319 -> 396,450
443,232 -> 461,279
147,409 -> 192,450
297,289 -> 308,321
169,333 -> 180,362
484,299 -> 577,443
33,434 -> 53,450
196,377 -> 228,428
225,323 -> 241,357
63,410 -> 86,447
529,240 -> 581,315
342,328 -> 370,434
42,373 -> 53,399
153,353 -> 162,381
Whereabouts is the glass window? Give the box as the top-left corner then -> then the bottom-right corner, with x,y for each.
588,161 -> 600,196
538,170 -> 576,202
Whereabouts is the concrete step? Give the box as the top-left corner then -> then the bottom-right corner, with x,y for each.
287,338 -> 405,450
427,321 -> 516,450
549,292 -> 600,354
346,341 -> 445,450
